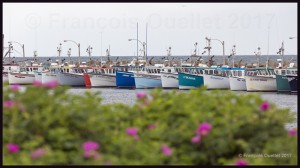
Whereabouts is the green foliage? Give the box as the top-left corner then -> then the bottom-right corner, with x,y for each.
2,82 -> 297,165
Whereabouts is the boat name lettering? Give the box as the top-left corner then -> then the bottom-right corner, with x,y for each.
66,74 -> 80,78
250,78 -> 267,81
183,76 -> 195,80
211,76 -> 223,80
163,75 -> 178,79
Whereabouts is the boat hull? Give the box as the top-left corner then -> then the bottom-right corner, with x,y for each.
275,75 -> 290,92
3,73 -> 8,82
134,73 -> 162,89
203,74 -> 230,89
83,73 -> 92,87
42,72 -> 59,84
229,77 -> 246,91
286,75 -> 297,94
8,73 -> 35,85
116,71 -> 135,88
89,73 -> 116,87
58,73 -> 85,86
245,76 -> 277,91
34,72 -> 43,83
178,73 -> 204,90
161,73 -> 179,88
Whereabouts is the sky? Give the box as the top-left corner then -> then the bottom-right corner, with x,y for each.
2,3 -> 297,57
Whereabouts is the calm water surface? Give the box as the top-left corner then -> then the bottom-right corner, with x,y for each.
68,87 -> 297,129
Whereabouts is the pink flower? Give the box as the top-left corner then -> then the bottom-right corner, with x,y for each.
161,145 -> 172,156
288,128 -> 297,136
148,124 -> 156,130
10,84 -> 20,91
30,148 -> 46,159
126,127 -> 138,136
44,80 -> 58,88
260,101 -> 270,111
6,143 -> 20,153
191,135 -> 201,144
82,141 -> 100,151
197,122 -> 213,136
136,92 -> 146,98
83,150 -> 100,160
32,80 -> 43,86
235,159 -> 248,166
4,100 -> 15,108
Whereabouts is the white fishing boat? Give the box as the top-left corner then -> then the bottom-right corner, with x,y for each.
159,66 -> 178,88
58,73 -> 85,86
160,72 -> 178,88
8,64 -> 43,85
3,63 -> 20,82
42,72 -> 60,84
88,68 -> 116,87
41,64 -> 65,84
229,68 -> 246,91
203,68 -> 230,89
58,67 -> 91,86
8,72 -> 35,85
245,68 -> 277,92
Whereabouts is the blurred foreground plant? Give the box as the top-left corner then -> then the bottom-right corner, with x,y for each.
2,82 -> 297,165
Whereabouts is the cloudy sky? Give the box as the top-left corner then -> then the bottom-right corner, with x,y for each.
3,3 -> 297,57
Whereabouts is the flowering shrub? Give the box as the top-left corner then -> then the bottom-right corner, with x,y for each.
2,82 -> 297,165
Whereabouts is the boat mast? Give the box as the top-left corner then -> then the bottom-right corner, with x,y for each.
67,48 -> 71,65
254,47 -> 261,68
8,42 -> 12,63
86,45 -> 93,61
231,45 -> 236,68
33,50 -> 38,64
204,37 -> 212,66
167,46 -> 171,66
57,43 -> 62,65
277,41 -> 284,68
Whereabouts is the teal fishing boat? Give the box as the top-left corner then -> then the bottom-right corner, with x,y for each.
275,68 -> 297,92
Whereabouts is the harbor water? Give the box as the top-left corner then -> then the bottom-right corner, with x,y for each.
67,87 -> 297,129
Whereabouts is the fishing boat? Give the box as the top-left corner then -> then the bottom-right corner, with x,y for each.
8,72 -> 35,85
116,70 -> 136,88
161,72 -> 178,88
58,67 -> 91,86
41,63 -> 71,84
8,62 -> 43,85
134,66 -> 165,89
245,67 -> 277,92
229,68 -> 246,91
275,68 -> 297,92
274,42 -> 298,92
203,68 -> 231,90
3,63 -> 20,82
160,47 -> 180,89
178,67 -> 205,90
88,67 -> 116,87
115,65 -> 144,88
286,74 -> 297,94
